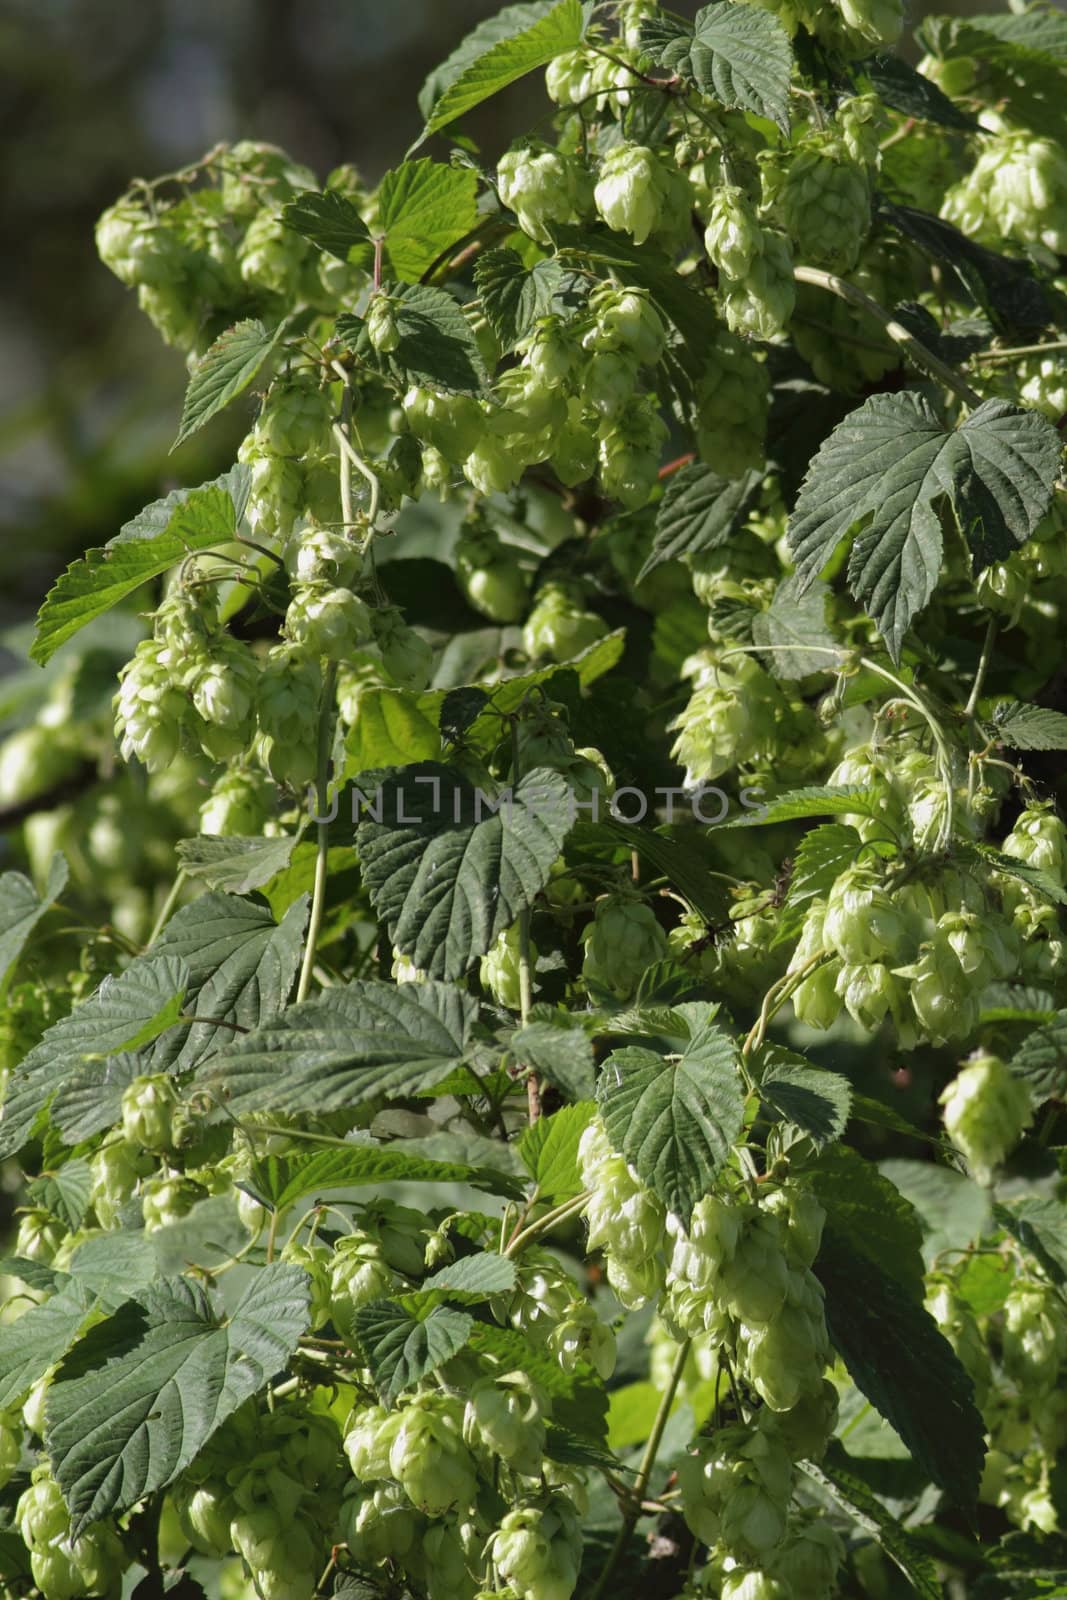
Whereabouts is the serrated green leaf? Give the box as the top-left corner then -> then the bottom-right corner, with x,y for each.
1010,1010 -> 1067,1103
49,1054 -> 141,1143
391,283 -> 485,392
720,785 -> 880,829
518,1101 -> 596,1201
597,1006 -> 744,1223
637,465 -> 763,582
46,1266 -> 309,1534
786,823 -> 864,909
995,1196 -> 1067,1287
173,319 -> 283,449
148,892 -> 310,1072
801,1442 -> 945,1599
261,1146 -> 525,1213
965,841 -> 1067,907
512,1018 -> 596,1102
816,1230 -> 986,1505
640,3 -> 793,130
0,956 -> 190,1155
30,471 -> 245,666
789,393 -> 1060,660
195,980 -> 475,1114
598,821 -> 732,926
474,249 -> 571,349
280,189 -> 371,259
421,1252 -> 516,1298
377,161 -> 479,282
752,574 -> 839,679
989,701 -> 1067,752
848,1092 -> 931,1142
418,1 -> 572,118
863,52 -> 978,130
353,1300 -> 472,1403
0,1257 -> 64,1294
29,1159 -> 93,1233
355,764 -> 572,982
0,854 -> 67,987
343,687 -> 442,777
809,1144 -> 926,1303
756,1047 -> 851,1148
0,1279 -> 93,1412
62,1233 -> 159,1313
176,834 -> 300,895
421,0 -> 585,138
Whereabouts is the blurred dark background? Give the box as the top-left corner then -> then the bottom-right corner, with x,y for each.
0,0 -> 1027,642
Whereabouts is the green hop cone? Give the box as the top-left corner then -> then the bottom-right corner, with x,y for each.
286,525 -> 360,587
547,1300 -> 617,1379
480,922 -> 538,1011
389,1393 -> 477,1517
488,1498 -> 582,1600
15,1208 -> 66,1265
456,530 -> 529,624
366,294 -> 401,352
768,132 -> 871,271
939,1054 -> 1033,1185
120,1073 -> 176,1153
403,385 -> 483,459
594,142 -> 690,246
522,584 -> 608,662
581,894 -> 668,999
463,1371 -> 548,1478
199,765 -> 276,836
771,1519 -> 845,1599
344,1401 -> 403,1482
114,638 -> 188,772
925,1278 -> 992,1408
704,185 -> 764,279
255,647 -> 322,788
464,431 -> 527,497
329,1231 -> 394,1342
694,330 -> 769,475
1003,805 -> 1067,885
585,285 -> 667,366
579,1116 -> 666,1306
188,636 -> 260,760
823,867 -> 913,964
285,581 -> 374,661
597,395 -> 668,510
173,1478 -> 237,1557
340,1480 -> 419,1563
1001,1283 -> 1067,1397
497,145 -> 593,243
942,134 -> 1067,254
720,228 -> 796,341
722,1572 -> 792,1600
142,1174 -> 203,1232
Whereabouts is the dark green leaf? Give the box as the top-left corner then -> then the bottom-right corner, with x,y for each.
518,1101 -> 597,1201
864,52 -> 978,130
377,160 -> 479,282
817,1230 -> 986,1504
47,1266 -> 309,1534
421,1252 -> 516,1298
420,0 -> 586,137
801,1442 -> 946,1599
261,1145 -> 525,1213
964,842 -> 1067,907
1011,1010 -> 1067,1103
0,1280 -> 93,1412
884,203 -> 1053,333
641,4 -> 793,130
0,854 -> 67,986
356,763 -> 572,982
597,1005 -> 744,1223
598,821 -> 732,926
880,1158 -> 991,1265
342,687 -> 442,777
62,1233 -> 160,1313
195,980 -> 475,1114
752,574 -> 839,678
365,282 -> 487,394
474,249 -> 570,349
438,686 -> 490,745
638,465 -> 763,581
419,0 -> 574,118
756,1047 -> 851,1148
849,1093 -> 928,1140
512,1017 -> 596,1102
173,319 -> 283,449
989,701 -> 1067,752
49,1053 -> 141,1142
281,189 -> 371,259
353,1300 -> 472,1403
809,1143 -> 926,1303
148,892 -> 310,1071
0,956 -> 190,1155
995,1196 -> 1067,1287
790,393 -> 1060,660
31,472 -> 246,666
176,834 -> 300,895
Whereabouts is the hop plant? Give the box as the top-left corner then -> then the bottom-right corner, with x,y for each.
497,145 -> 593,242
255,647 -> 322,787
694,330 -> 769,474
388,1393 -> 478,1517
522,584 -> 608,662
114,639 -> 188,771
942,134 -> 1067,254
488,1498 -> 583,1600
766,132 -> 871,271
581,894 -> 668,999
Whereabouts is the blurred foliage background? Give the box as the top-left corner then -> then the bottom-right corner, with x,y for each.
0,0 -> 1013,648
